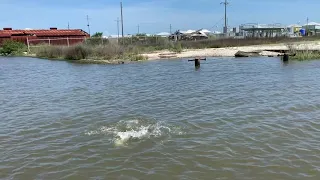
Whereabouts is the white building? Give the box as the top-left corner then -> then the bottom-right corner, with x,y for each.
303,22 -> 320,35
156,32 -> 171,37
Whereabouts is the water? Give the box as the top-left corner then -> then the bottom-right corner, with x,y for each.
1,57 -> 320,180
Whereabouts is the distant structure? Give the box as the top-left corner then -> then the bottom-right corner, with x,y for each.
239,23 -> 286,38
287,24 -> 302,37
221,0 -> 229,35
169,29 -> 209,41
0,27 -> 90,46
302,22 -> 320,36
157,32 -> 171,37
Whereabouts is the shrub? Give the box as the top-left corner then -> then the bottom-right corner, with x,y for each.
129,54 -> 148,61
292,51 -> 320,61
0,40 -> 26,56
64,45 -> 90,60
35,46 -> 65,59
171,42 -> 182,53
85,38 -> 109,46
91,44 -> 123,60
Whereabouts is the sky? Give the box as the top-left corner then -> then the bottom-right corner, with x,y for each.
0,0 -> 319,35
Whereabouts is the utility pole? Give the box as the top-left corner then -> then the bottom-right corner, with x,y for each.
170,24 -> 172,34
137,24 -> 140,34
306,17 -> 309,36
120,2 -> 124,39
68,22 -> 70,30
115,17 -> 120,39
220,0 -> 229,34
87,15 -> 91,36
114,17 -> 120,43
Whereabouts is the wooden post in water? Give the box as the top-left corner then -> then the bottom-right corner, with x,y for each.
188,57 -> 206,68
27,37 -> 30,53
283,53 -> 289,62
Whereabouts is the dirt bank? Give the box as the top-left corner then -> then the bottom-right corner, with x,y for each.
142,41 -> 320,60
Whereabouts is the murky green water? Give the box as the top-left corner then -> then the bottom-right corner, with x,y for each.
1,57 -> 320,180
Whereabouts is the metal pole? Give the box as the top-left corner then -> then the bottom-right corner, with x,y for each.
87,15 -> 91,36
67,37 -> 70,47
138,24 -> 140,34
120,2 -> 124,39
225,0 -> 227,33
117,17 -> 120,41
170,24 -> 172,34
306,17 -> 309,36
27,37 -> 30,53
221,0 -> 229,34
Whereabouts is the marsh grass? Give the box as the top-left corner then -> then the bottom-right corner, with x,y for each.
292,51 -> 320,60
32,43 -> 148,61
287,43 -> 320,61
29,36 -> 320,61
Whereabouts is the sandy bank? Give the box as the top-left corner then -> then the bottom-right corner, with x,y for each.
142,41 -> 320,60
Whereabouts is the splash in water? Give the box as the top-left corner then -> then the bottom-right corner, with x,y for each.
85,118 -> 185,146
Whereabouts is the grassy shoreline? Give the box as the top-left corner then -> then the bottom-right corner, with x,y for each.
290,51 -> 320,61
287,43 -> 320,60
1,37 -> 320,63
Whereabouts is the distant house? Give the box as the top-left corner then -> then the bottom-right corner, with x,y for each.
189,30 -> 208,40
169,29 -> 208,41
185,30 -> 196,34
239,23 -> 286,38
287,24 -> 302,34
302,22 -> 320,36
0,27 -> 90,46
199,29 -> 211,35
156,32 -> 171,37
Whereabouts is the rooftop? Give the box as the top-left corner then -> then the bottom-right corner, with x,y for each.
0,28 -> 89,37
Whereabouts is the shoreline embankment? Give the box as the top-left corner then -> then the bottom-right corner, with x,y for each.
2,40 -> 320,63
142,41 -> 320,60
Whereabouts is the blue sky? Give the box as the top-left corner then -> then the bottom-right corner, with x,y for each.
0,0 -> 319,35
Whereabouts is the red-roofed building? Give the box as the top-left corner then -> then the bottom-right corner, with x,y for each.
0,27 -> 90,46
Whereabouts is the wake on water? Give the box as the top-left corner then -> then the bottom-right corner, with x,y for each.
85,119 -> 185,146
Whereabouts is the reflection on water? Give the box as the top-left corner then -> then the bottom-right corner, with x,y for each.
1,57 -> 320,179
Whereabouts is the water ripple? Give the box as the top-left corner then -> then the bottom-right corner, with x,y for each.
1,57 -> 320,179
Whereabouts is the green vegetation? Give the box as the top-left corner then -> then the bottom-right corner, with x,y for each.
35,45 -> 64,59
170,42 -> 182,53
2,35 -> 320,63
91,32 -> 103,38
291,51 -> 320,61
31,43 -> 148,62
287,44 -> 320,61
64,46 -> 90,60
0,40 -> 26,56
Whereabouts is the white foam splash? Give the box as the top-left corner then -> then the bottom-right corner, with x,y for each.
85,119 -> 185,146
85,130 -> 99,136
115,126 -> 150,146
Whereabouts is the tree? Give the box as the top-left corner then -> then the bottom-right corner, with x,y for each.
0,40 -> 26,56
91,32 -> 103,38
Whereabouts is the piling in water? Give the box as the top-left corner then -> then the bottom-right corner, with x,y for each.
188,57 -> 206,68
283,54 -> 289,62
